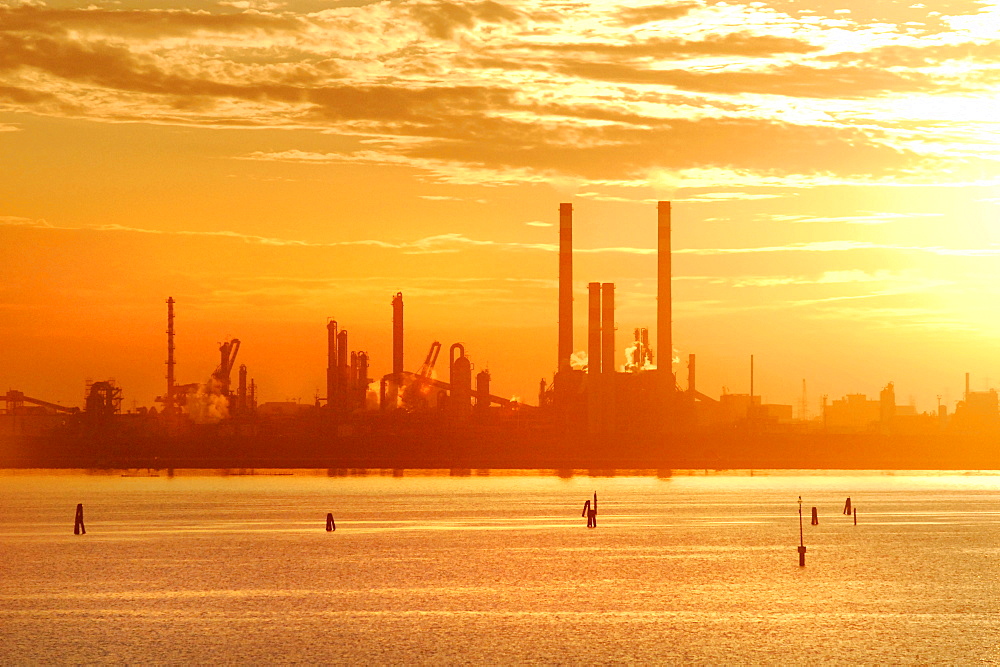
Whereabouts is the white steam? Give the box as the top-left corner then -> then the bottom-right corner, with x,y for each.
186,378 -> 230,424
570,350 -> 589,371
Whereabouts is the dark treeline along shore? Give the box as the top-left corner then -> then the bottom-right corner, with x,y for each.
4,203 -> 1000,470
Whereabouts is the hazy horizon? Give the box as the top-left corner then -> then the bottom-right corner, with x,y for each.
5,0 -> 1000,412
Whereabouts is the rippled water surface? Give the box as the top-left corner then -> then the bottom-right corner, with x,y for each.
2,469 -> 999,663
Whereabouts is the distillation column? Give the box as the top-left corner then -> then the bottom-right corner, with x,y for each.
327,320 -> 338,410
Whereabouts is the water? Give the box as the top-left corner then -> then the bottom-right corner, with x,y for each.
2,469 -> 999,663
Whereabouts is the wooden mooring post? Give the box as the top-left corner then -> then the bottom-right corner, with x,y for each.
74,504 -> 85,535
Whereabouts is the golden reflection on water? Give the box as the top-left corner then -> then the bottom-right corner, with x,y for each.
2,469 -> 999,662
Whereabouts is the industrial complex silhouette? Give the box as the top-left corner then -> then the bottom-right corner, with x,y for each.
3,202 -> 999,470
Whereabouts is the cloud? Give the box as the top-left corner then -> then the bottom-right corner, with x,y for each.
764,212 -> 944,224
0,5 -> 305,38
729,269 -> 941,287
678,240 -> 1000,256
409,0 -> 523,39
0,215 -> 50,226
0,215 -> 659,255
615,4 -> 699,26
676,192 -> 787,202
525,33 -> 820,58
0,0 -> 997,193
556,61 -> 932,99
822,40 -> 1000,68
219,1 -> 286,10
239,108 -> 913,185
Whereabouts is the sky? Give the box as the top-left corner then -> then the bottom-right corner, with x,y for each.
3,0 -> 1000,413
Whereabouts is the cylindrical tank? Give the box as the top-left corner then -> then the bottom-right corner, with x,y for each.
357,352 -> 370,411
476,369 -> 491,411
453,356 -> 472,408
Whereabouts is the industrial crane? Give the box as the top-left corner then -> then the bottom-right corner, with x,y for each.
400,341 -> 441,409
212,339 -> 241,396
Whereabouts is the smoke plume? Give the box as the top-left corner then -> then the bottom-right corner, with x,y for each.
185,378 -> 230,424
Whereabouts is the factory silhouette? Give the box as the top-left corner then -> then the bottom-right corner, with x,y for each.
3,202 -> 1000,470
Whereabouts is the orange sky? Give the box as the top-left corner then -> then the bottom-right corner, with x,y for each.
4,0 -> 1000,412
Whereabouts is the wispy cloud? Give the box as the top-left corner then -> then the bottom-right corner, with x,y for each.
675,192 -> 787,202
8,216 -> 1000,259
0,216 -> 644,254
730,269 -> 951,288
764,212 -> 944,225
0,215 -> 51,227
678,240 -> 1000,256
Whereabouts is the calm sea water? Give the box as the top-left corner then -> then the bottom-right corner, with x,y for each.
1,469 -> 998,664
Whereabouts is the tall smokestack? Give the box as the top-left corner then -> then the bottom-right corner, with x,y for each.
588,282 -> 601,374
238,363 -> 247,414
165,297 -> 175,416
688,353 -> 695,393
658,201 -> 672,389
327,320 -> 338,409
558,203 -> 573,373
337,329 -> 349,407
392,292 -> 404,377
601,283 -> 614,374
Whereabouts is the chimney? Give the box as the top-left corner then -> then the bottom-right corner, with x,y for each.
601,283 -> 614,374
558,203 -> 573,373
165,296 -> 175,416
588,282 -> 602,374
392,292 -> 404,377
327,320 -> 338,408
658,201 -> 672,387
688,353 -> 695,393
238,363 -> 247,414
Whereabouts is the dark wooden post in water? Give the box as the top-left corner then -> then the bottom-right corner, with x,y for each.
326,513 -> 336,532
811,507 -> 818,525
853,507 -> 857,525
844,497 -> 852,515
582,492 -> 598,528
797,496 -> 806,566
74,504 -> 85,535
